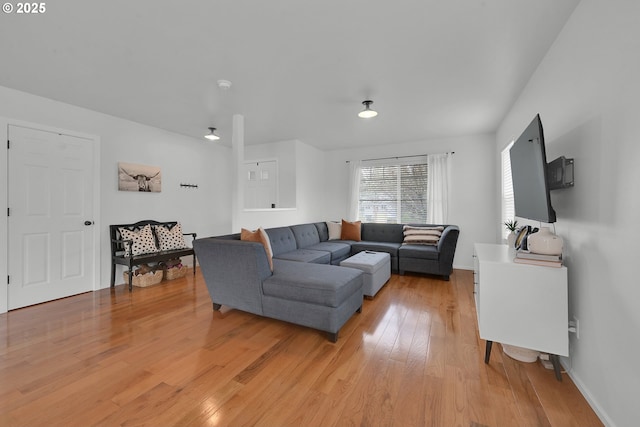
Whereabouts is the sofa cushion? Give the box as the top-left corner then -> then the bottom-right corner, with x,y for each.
264,260 -> 363,307
351,241 -> 401,257
361,223 -> 404,243
265,227 -> 298,256
341,220 -> 361,241
274,249 -> 331,264
291,224 -> 321,248
241,227 -> 274,271
398,244 -> 439,260
307,241 -> 351,262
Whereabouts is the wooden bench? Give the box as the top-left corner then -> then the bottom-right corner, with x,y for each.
110,220 -> 196,291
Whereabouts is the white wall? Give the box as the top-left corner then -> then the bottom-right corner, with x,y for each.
236,140 -> 326,230
323,134 -> 496,270
245,139 -> 297,208
496,1 -> 640,425
0,85 -> 232,311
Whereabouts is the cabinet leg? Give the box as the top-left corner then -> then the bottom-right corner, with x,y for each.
484,340 -> 493,364
550,354 -> 563,381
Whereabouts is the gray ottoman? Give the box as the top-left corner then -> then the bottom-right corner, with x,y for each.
341,251 -> 391,297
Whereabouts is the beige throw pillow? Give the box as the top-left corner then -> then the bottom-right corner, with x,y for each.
327,221 -> 342,240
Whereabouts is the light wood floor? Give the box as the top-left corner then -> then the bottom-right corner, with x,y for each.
0,269 -> 602,427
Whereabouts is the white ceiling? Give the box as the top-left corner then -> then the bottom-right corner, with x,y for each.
0,0 -> 579,150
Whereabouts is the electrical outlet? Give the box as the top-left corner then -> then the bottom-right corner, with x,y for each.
569,316 -> 580,339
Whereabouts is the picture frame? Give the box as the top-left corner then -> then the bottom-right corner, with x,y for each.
118,162 -> 162,192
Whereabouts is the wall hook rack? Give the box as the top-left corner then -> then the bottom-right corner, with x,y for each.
180,183 -> 198,189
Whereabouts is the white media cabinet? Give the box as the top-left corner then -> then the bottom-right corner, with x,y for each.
473,243 -> 568,380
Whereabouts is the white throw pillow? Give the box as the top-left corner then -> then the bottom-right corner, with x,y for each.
154,223 -> 188,251
119,224 -> 158,256
327,221 -> 342,240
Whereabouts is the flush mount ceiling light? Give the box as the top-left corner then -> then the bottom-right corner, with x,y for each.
204,127 -> 220,141
358,100 -> 378,118
217,79 -> 232,90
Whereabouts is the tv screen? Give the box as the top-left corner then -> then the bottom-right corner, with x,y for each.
509,114 -> 556,223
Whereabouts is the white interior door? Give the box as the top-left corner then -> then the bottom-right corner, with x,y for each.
8,125 -> 95,309
243,160 -> 278,209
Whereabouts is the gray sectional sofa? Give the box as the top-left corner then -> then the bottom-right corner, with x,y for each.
194,221 -> 459,341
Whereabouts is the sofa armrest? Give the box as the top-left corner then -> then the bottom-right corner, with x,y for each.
194,238 -> 272,315
437,225 -> 460,273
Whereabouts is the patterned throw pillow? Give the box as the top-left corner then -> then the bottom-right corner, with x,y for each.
119,224 -> 158,256
154,223 -> 188,251
402,225 -> 444,246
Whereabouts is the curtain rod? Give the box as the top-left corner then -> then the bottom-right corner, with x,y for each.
345,152 -> 454,163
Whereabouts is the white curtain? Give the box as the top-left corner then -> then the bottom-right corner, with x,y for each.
427,153 -> 450,223
347,160 -> 361,220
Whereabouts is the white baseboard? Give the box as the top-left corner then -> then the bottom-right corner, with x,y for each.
560,359 -> 616,427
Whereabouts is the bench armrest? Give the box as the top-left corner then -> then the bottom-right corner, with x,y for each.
111,238 -> 133,256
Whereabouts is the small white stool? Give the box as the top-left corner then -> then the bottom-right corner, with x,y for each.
340,251 -> 391,297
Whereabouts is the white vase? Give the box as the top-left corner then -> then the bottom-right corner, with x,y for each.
507,231 -> 517,249
527,227 -> 563,255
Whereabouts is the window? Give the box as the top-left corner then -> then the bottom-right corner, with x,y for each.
501,141 -> 515,239
357,159 -> 428,224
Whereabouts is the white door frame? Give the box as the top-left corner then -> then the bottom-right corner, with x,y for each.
0,118 -> 101,313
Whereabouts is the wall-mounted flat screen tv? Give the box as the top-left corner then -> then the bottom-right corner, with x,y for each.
509,114 -> 556,223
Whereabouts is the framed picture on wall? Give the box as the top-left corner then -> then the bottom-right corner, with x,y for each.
118,162 -> 162,192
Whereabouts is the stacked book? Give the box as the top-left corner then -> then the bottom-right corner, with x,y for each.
514,250 -> 563,267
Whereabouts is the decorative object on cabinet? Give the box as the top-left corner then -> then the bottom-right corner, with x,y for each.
504,219 -> 518,248
514,226 -> 529,249
527,226 -> 563,255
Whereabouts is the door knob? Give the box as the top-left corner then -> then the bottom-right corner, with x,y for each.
84,221 -> 94,226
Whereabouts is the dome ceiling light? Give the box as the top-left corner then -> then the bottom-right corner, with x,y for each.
358,100 -> 378,118
204,127 -> 220,141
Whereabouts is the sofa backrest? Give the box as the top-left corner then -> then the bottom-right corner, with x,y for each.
361,223 -> 405,243
313,222 -> 329,242
265,226 -> 298,256
291,224 -> 321,248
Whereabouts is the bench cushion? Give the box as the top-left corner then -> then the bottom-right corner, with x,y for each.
264,260 -> 363,307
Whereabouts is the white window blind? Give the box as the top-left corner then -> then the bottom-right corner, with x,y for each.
501,141 -> 515,239
358,158 -> 428,224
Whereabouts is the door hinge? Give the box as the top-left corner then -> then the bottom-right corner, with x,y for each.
7,207 -> 9,217
7,275 -> 9,285
7,139 -> 9,149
